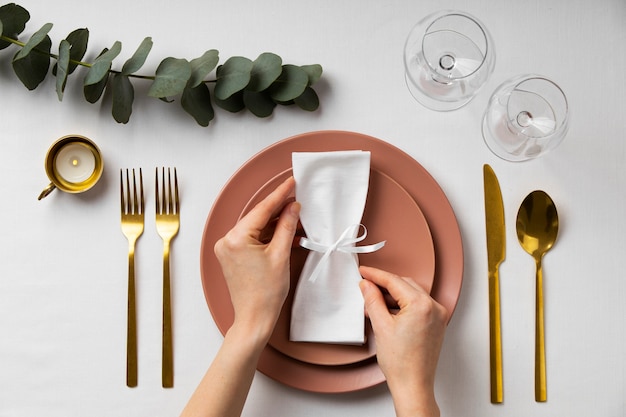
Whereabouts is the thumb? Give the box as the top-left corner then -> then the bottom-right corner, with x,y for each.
269,202 -> 300,254
359,279 -> 390,329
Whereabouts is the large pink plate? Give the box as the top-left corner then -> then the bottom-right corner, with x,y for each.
240,168 -> 435,365
200,130 -> 464,393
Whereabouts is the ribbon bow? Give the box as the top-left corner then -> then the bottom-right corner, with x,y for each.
298,224 -> 386,283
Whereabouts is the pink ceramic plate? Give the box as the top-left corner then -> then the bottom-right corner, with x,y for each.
239,168 -> 435,365
200,130 -> 464,393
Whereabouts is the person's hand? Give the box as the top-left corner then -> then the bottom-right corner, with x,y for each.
359,266 -> 448,417
214,177 -> 300,343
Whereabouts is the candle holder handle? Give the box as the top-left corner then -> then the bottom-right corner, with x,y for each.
38,182 -> 57,200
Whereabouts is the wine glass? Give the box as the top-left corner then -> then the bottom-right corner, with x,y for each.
404,10 -> 495,111
482,75 -> 569,161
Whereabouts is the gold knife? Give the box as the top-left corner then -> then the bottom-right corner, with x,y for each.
483,164 -> 505,404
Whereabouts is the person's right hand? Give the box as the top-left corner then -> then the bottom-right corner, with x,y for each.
359,266 -> 448,417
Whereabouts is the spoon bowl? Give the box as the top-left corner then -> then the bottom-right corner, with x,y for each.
516,190 -> 559,402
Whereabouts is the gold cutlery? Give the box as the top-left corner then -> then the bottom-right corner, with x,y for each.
483,164 -> 505,403
516,190 -> 559,402
120,168 -> 144,388
155,167 -> 180,388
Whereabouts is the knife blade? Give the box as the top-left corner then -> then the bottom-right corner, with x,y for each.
483,164 -> 505,404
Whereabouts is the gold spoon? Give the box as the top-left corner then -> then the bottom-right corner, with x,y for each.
516,190 -> 559,402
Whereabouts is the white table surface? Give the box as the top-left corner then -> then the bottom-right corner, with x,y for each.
1,0 -> 624,416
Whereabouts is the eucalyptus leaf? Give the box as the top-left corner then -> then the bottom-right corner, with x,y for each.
112,73 -> 134,123
55,39 -> 70,100
300,64 -> 323,85
12,34 -> 51,90
181,83 -> 214,127
84,40 -> 121,86
188,49 -> 218,88
121,37 -> 153,75
243,89 -> 276,117
247,52 -> 282,92
14,22 -> 52,60
64,28 -> 89,73
268,64 -> 308,102
83,72 -> 109,103
214,56 -> 252,100
83,48 -> 110,103
294,86 -> 319,111
53,28 -> 89,76
214,89 -> 245,113
148,57 -> 191,98
0,3 -> 29,50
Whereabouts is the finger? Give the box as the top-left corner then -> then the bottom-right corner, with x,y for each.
359,279 -> 391,328
359,265 -> 429,307
238,177 -> 295,238
269,202 -> 301,254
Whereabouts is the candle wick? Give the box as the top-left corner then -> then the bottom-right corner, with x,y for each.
72,158 -> 79,166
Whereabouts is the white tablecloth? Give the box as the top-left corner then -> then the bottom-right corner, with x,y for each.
0,0 -> 624,416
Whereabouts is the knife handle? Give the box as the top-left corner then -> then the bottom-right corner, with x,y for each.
489,269 -> 503,403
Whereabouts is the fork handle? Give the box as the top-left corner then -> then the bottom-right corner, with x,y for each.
162,241 -> 173,388
126,243 -> 138,387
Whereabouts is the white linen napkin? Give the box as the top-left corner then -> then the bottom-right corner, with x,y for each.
290,150 -> 384,344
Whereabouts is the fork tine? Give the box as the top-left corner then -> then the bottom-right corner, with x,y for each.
132,169 -> 139,215
138,168 -> 144,215
120,169 -> 125,214
125,169 -> 131,214
155,167 -> 161,214
173,168 -> 179,214
166,168 -> 173,214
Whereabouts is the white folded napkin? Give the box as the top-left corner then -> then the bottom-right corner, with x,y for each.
290,150 -> 385,344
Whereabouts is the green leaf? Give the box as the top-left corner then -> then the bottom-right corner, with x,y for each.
268,65 -> 308,102
83,48 -> 110,103
53,28 -> 89,75
121,37 -> 153,75
294,86 -> 319,111
111,73 -> 134,123
55,39 -> 70,100
243,89 -> 276,117
188,49 -> 219,88
247,52 -> 282,92
214,56 -> 252,100
0,3 -> 30,50
64,28 -> 89,73
181,83 -> 214,127
84,41 -> 121,86
147,57 -> 191,98
300,64 -> 323,85
12,34 -> 51,90
214,89 -> 245,113
14,22 -> 53,60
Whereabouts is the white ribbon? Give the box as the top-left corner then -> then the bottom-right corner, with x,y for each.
298,224 -> 386,283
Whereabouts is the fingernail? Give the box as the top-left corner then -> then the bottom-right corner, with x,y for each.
290,201 -> 301,216
358,279 -> 368,294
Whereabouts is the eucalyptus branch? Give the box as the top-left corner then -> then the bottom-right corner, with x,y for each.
0,2 -> 322,127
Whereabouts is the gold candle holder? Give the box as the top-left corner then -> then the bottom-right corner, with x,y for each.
38,135 -> 104,200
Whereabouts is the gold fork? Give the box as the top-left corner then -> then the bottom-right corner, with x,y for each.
120,168 -> 144,388
155,167 -> 179,388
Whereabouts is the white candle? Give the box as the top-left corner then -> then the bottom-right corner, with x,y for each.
54,143 -> 97,183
